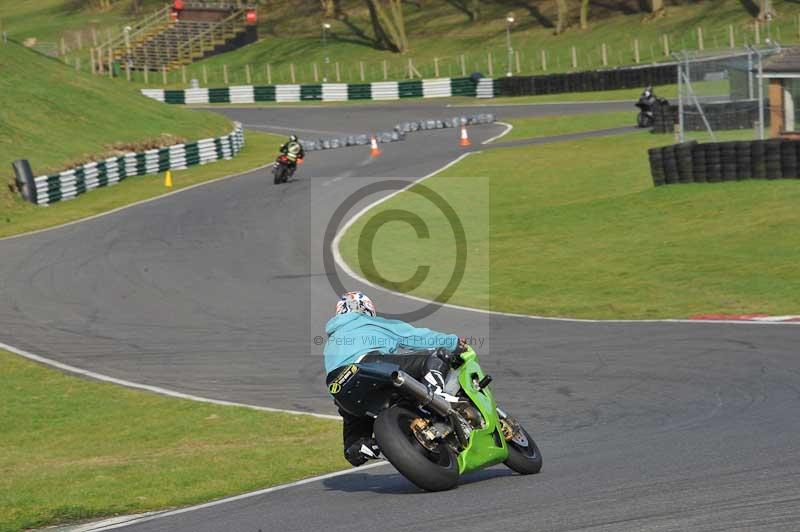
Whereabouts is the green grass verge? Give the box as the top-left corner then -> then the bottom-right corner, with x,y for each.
0,348 -> 345,532
339,129 -> 800,319
0,129 -> 282,239
501,111 -> 633,141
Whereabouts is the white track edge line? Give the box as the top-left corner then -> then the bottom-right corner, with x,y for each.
330,154 -> 799,326
482,122 -> 513,144
0,342 -> 340,420
74,461 -> 389,531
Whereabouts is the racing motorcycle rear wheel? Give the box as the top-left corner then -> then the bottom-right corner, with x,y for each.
637,111 -> 654,128
374,405 -> 460,492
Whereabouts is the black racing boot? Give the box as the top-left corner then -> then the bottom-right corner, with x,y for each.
344,437 -> 381,467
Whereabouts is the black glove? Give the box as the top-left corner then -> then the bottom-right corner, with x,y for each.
344,437 -> 381,467
454,337 -> 470,355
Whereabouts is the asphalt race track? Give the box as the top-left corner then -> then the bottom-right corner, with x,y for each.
2,100 -> 799,531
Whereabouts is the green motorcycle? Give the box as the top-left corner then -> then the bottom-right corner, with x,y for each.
328,346 -> 542,491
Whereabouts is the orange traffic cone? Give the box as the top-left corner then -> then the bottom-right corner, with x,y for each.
370,136 -> 381,157
459,125 -> 471,147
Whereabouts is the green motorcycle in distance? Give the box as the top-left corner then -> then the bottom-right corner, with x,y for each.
329,346 -> 542,491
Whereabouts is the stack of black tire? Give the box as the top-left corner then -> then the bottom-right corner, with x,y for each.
705,143 -> 722,183
721,143 -> 738,181
780,140 -> 797,179
649,138 -> 800,186
676,142 -> 695,183
651,101 -> 676,134
735,141 -> 751,181
495,63 -> 675,97
751,141 -> 766,179
649,141 -> 697,185
692,142 -> 707,183
652,101 -> 767,135
648,148 -> 665,186
765,139 -> 782,179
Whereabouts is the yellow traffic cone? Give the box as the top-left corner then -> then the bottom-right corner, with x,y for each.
164,170 -> 173,188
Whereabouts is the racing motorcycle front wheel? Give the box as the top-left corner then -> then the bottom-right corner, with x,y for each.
501,418 -> 542,475
273,165 -> 288,184
374,405 -> 460,492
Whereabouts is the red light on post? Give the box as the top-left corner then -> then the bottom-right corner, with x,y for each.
246,9 -> 257,24
174,0 -> 185,10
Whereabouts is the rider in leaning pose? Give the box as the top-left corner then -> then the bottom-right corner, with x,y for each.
323,291 -> 467,467
278,134 -> 305,178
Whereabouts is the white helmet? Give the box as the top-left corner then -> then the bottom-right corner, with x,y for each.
335,291 -> 376,317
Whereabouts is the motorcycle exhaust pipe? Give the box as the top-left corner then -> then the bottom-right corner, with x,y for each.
391,370 -> 453,418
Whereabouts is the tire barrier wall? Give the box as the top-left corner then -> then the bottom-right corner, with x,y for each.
141,52 -> 751,105
30,123 -> 245,206
651,100 -> 768,134
648,138 -> 800,186
492,52 -> 748,98
299,113 -> 495,152
141,77 -> 480,104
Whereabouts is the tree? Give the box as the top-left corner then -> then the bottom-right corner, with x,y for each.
320,0 -> 343,18
648,0 -> 663,12
580,0 -> 590,29
555,0 -> 569,34
468,0 -> 479,21
758,0 -> 775,22
365,0 -> 409,53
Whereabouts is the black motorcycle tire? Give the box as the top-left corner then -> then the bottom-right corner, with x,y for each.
374,405 -> 460,492
273,165 -> 287,185
637,111 -> 653,129
503,423 -> 543,475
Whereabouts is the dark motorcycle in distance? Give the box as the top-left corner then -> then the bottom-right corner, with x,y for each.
273,154 -> 303,184
635,90 -> 669,128
327,345 -> 542,492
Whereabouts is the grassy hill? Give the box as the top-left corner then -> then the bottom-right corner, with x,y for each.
0,0 -> 164,43
0,40 -> 230,196
162,0 -> 800,86
3,1 -> 799,87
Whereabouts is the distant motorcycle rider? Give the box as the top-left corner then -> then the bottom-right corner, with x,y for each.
323,291 -> 468,467
640,85 -> 655,106
278,134 -> 305,177
635,85 -> 666,128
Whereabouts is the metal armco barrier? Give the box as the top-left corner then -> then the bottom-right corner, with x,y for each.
28,123 -> 245,206
648,138 -> 800,186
